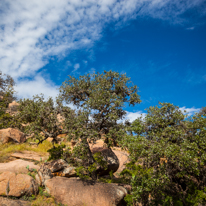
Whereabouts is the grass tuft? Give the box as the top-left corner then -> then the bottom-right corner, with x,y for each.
30,195 -> 57,206
0,140 -> 53,163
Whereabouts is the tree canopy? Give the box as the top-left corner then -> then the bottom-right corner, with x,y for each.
60,70 -> 141,147
0,71 -> 16,129
12,70 -> 141,180
120,103 -> 206,205
1,70 -> 206,204
15,94 -> 70,145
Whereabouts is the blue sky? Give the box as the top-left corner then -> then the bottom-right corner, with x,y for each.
0,0 -> 205,121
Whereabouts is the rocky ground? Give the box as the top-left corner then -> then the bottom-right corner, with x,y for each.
0,127 -> 130,206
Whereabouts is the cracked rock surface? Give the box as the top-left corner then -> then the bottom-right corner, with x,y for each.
45,176 -> 127,206
0,172 -> 38,197
36,159 -> 77,186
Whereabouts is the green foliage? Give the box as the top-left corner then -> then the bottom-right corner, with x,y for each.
38,186 -> 51,198
75,166 -> 90,180
46,140 -> 108,180
22,194 -> 36,201
2,70 -> 206,205
67,144 -> 108,180
0,112 -> 13,129
59,70 -> 140,180
26,165 -> 38,179
121,103 -> 206,205
47,144 -> 66,161
1,70 -> 139,181
0,71 -> 16,103
93,152 -> 108,171
38,186 -> 44,196
60,70 -> 140,147
15,94 -> 70,144
0,71 -> 17,129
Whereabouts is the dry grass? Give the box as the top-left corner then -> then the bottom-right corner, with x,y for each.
0,137 -> 74,163
0,140 -> 53,163
30,195 -> 61,206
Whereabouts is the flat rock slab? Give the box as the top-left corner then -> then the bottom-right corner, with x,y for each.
0,197 -> 30,206
45,177 -> 127,206
11,151 -> 49,162
0,159 -> 40,174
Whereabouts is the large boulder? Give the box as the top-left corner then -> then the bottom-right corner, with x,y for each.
40,159 -> 68,173
0,159 -> 40,174
0,128 -> 26,144
45,177 -> 127,206
35,165 -> 53,186
89,139 -> 105,149
91,147 -> 119,176
0,172 -> 38,197
112,150 -> 130,176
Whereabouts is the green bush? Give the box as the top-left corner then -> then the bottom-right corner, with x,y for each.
120,103 -> 206,206
47,144 -> 66,161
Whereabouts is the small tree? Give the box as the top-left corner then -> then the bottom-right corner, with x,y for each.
59,70 -> 141,179
15,94 -> 70,146
121,103 -> 206,206
0,71 -> 16,102
0,71 -> 17,129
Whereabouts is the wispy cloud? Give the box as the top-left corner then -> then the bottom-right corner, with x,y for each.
73,63 -> 80,72
66,61 -> 72,67
88,68 -> 96,75
186,26 -> 195,30
184,69 -> 206,85
124,106 -> 200,122
0,0 -> 205,99
179,106 -> 200,116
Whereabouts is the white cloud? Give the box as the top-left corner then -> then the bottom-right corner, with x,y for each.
179,106 -> 200,116
124,106 -> 200,122
123,111 -> 147,122
73,63 -> 80,72
186,26 -> 195,30
0,0 -> 205,99
14,75 -> 59,100
66,61 -> 72,67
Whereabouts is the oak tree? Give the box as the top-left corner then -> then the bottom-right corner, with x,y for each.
15,94 -> 70,145
59,70 -> 141,179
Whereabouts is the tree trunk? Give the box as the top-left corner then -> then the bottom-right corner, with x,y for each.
81,137 -> 97,180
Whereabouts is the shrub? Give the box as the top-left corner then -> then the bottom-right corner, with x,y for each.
120,103 -> 206,206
